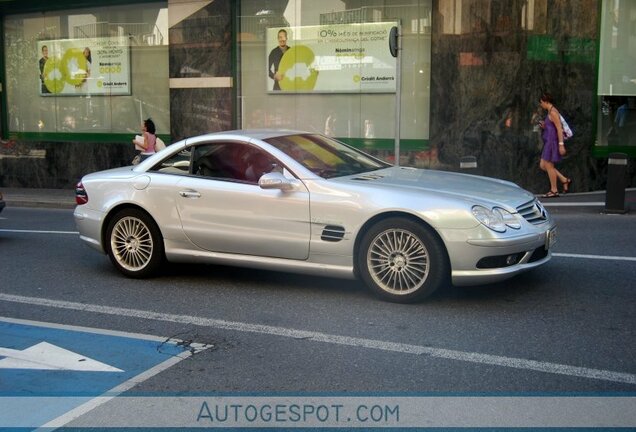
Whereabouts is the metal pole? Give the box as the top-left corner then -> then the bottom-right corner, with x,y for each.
394,27 -> 401,166
460,156 -> 478,174
605,152 -> 628,214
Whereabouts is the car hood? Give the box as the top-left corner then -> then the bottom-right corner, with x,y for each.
339,167 -> 535,209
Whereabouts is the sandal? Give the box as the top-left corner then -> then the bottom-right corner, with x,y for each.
562,178 -> 572,194
543,191 -> 559,198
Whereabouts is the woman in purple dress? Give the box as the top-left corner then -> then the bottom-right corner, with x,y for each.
539,93 -> 571,197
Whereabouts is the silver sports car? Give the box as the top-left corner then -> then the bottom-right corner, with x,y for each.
74,130 -> 556,303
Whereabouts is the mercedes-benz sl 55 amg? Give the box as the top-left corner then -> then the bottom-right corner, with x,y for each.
74,130 -> 556,303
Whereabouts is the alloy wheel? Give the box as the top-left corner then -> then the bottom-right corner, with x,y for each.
366,228 -> 430,295
110,216 -> 154,271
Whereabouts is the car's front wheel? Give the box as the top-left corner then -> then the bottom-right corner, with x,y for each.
358,217 -> 449,303
105,208 -> 164,278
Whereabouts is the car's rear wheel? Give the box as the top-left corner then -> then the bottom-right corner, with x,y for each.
358,217 -> 449,303
105,208 -> 164,278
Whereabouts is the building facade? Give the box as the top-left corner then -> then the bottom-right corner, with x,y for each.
0,0 -> 634,192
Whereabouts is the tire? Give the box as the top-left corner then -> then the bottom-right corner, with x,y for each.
105,208 -> 164,278
357,217 -> 449,303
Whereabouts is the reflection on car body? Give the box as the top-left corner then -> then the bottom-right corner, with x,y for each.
74,130 -> 556,303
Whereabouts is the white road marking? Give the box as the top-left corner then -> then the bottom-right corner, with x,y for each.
40,354 -> 198,429
0,316 -> 206,344
553,252 -> 636,262
0,317 -> 210,430
0,342 -> 123,372
541,202 -> 605,207
0,293 -> 634,386
0,229 -> 78,235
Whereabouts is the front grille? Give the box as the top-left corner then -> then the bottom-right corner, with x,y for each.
321,225 -> 345,242
517,199 -> 548,225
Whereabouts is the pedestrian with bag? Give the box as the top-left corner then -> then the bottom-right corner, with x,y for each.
132,118 -> 157,164
538,92 -> 571,197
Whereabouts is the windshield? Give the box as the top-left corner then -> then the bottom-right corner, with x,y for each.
264,134 -> 390,179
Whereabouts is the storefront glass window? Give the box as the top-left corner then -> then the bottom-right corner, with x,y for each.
238,0 -> 432,165
597,0 -> 636,149
3,2 -> 169,138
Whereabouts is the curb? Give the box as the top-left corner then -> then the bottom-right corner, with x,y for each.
5,200 -> 76,210
3,188 -> 76,210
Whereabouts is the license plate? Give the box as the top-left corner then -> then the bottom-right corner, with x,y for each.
545,228 -> 557,250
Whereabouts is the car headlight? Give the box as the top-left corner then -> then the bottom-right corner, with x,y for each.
493,207 -> 521,230
472,205 -> 521,232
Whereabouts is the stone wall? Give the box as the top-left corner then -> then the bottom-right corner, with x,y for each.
0,141 -> 134,189
168,0 -> 232,141
427,0 -> 631,194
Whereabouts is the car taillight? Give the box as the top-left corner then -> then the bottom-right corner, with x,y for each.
75,181 -> 88,205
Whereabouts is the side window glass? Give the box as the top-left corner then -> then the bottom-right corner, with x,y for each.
151,149 -> 191,174
193,142 -> 278,184
243,148 -> 278,183
192,144 -> 223,178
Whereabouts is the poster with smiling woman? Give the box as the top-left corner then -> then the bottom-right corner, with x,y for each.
37,37 -> 130,96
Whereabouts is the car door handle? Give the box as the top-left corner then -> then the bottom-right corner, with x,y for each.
179,190 -> 201,199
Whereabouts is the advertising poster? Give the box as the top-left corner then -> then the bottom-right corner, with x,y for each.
266,22 -> 397,94
37,37 -> 131,96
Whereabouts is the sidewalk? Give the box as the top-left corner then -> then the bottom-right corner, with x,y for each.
2,186 -> 634,212
2,187 -> 76,209
537,188 -> 635,213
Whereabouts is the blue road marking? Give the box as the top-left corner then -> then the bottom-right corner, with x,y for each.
0,317 -> 202,429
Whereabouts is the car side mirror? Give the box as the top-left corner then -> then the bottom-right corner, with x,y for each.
259,172 -> 295,191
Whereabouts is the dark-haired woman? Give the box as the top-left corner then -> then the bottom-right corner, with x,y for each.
538,93 -> 571,197
134,118 -> 157,162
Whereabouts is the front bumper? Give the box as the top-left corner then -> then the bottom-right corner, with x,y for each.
441,222 -> 557,286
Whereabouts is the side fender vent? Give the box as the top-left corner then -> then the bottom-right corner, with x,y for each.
321,225 -> 345,242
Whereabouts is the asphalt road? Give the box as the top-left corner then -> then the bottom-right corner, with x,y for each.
0,206 -> 634,399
